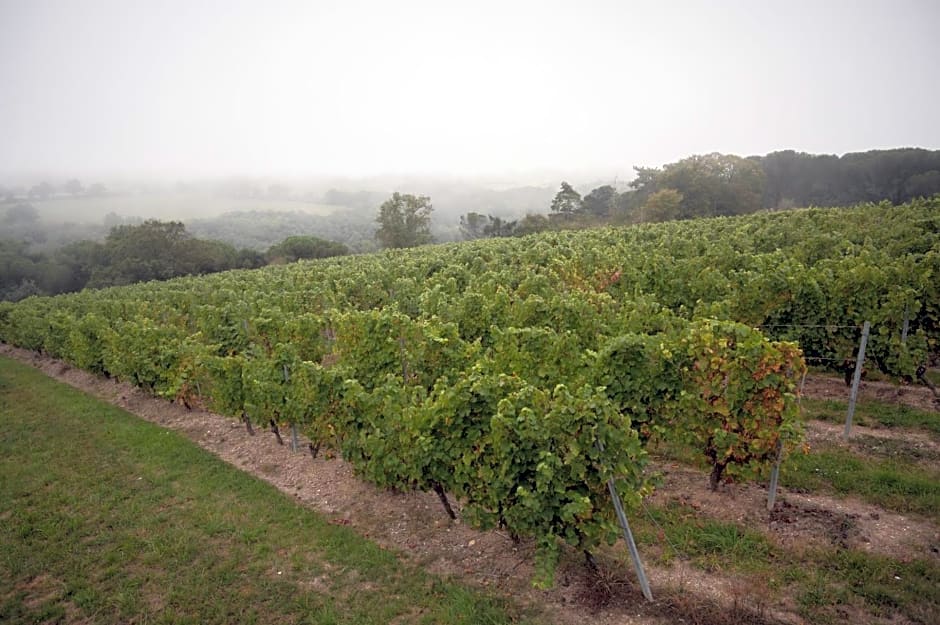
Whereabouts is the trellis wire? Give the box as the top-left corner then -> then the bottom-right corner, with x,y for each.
641,500 -> 686,559
757,323 -> 861,329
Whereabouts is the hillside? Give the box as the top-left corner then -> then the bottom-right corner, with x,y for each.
1,197 -> 939,623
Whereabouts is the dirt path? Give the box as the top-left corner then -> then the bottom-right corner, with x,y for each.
3,344 -> 938,625
802,374 -> 940,413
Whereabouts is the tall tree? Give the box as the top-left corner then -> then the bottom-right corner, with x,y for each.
55,240 -> 105,291
581,185 -> 619,217
628,167 -> 661,205
630,153 -> 764,219
63,179 -> 84,195
27,182 -> 54,200
4,203 -> 39,225
513,214 -> 550,235
375,192 -> 434,249
265,235 -> 348,262
549,181 -> 582,218
483,215 -> 520,237
642,188 -> 684,222
459,212 -> 522,239
89,220 -> 190,287
458,212 -> 489,240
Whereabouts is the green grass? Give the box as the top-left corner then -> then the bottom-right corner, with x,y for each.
803,398 -> 940,435
630,501 -> 940,624
781,446 -> 940,516
794,549 -> 940,624
632,501 -> 775,573
786,396 -> 940,515
925,369 -> 940,387
0,356 -> 532,625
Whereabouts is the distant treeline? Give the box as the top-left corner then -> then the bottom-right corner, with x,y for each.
627,147 -> 940,219
460,148 -> 940,237
0,214 -> 347,301
759,148 -> 940,208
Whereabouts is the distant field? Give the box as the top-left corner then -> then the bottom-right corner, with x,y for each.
32,192 -> 345,223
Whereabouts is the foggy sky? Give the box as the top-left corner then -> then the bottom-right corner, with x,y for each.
1,0 -> 939,179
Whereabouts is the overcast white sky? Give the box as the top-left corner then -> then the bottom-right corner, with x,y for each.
1,0 -> 938,180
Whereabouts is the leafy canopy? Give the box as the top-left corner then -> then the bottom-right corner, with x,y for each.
375,192 -> 434,249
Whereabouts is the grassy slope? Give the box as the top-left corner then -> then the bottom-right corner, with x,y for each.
0,356 -> 531,625
638,394 -> 940,624
782,446 -> 940,516
3,353 -> 937,625
630,501 -> 939,624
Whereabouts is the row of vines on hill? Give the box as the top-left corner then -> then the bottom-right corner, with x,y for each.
0,300 -> 803,585
7,198 -> 935,373
1,197 -> 937,583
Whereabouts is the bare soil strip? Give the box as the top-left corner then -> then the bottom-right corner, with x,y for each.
802,374 -> 940,413
3,344 -> 937,625
649,463 -> 938,559
806,420 -> 940,466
